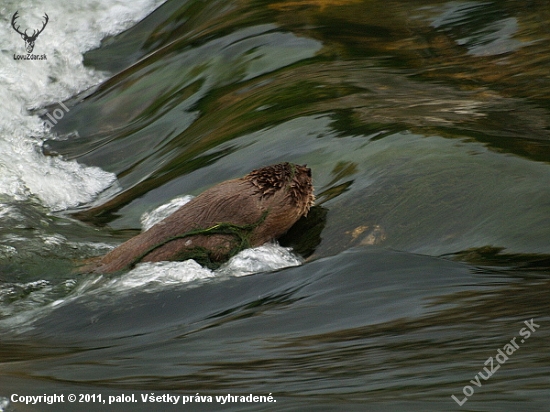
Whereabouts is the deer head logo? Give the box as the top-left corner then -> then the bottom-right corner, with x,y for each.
11,11 -> 49,53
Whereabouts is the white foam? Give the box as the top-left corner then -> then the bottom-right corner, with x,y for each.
217,243 -> 303,277
97,243 -> 300,294
0,396 -> 9,412
95,243 -> 301,295
111,260 -> 216,292
0,0 -> 166,210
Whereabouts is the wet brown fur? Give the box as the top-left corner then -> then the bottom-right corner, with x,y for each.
84,163 -> 313,273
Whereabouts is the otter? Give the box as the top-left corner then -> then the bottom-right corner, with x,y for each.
85,163 -> 314,273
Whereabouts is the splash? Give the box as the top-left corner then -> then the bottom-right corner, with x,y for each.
0,0 -> 165,210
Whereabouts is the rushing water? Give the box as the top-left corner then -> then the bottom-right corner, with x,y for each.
1,0 -> 549,411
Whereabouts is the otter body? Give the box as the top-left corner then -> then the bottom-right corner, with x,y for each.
87,163 -> 313,273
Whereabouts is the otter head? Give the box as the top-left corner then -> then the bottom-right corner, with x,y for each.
247,162 -> 314,217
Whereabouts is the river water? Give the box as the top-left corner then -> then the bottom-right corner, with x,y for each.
0,0 -> 549,411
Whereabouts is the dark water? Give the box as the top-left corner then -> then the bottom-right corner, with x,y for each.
2,0 -> 550,410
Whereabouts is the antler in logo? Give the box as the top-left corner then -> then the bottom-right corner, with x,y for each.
11,11 -> 49,53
